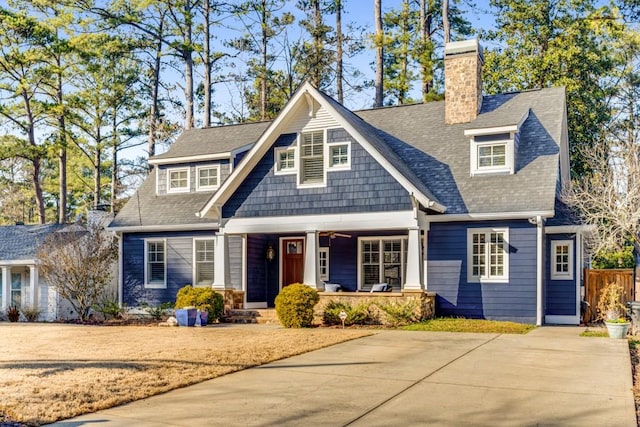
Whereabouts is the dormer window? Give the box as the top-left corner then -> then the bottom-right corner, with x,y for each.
465,112 -> 529,177
196,165 -> 220,191
167,167 -> 190,193
467,131 -> 515,176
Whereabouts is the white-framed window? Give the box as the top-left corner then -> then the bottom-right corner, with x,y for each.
167,167 -> 190,193
327,141 -> 350,169
469,133 -> 514,175
194,238 -> 215,286
358,236 -> 407,290
551,240 -> 573,280
319,247 -> 329,281
478,144 -> 506,168
196,165 -> 220,191
299,130 -> 325,186
467,228 -> 509,283
144,239 -> 167,288
11,272 -> 22,307
274,147 -> 297,175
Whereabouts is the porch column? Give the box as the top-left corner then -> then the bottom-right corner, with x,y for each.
29,265 -> 37,307
1,266 -> 8,310
422,228 -> 429,289
303,230 -> 322,290
213,231 -> 231,290
404,227 -> 423,290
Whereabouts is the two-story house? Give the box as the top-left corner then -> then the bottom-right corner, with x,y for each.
109,40 -> 588,325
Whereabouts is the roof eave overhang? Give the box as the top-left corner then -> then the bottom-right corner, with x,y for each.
148,152 -> 231,166
107,223 -> 219,233
464,109 -> 530,137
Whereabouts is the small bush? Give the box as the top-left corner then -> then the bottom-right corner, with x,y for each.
7,306 -> 20,322
275,283 -> 319,328
323,300 -> 375,326
175,285 -> 223,323
21,306 -> 41,322
378,299 -> 420,327
142,302 -> 173,320
93,297 -> 126,320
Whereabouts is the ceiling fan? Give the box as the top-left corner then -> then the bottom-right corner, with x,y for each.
319,231 -> 352,239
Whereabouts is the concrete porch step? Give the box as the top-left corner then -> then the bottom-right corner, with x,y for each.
224,309 -> 280,325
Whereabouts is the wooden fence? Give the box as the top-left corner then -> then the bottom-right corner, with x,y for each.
583,268 -> 634,323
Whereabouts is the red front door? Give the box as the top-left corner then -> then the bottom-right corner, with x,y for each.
282,238 -> 304,287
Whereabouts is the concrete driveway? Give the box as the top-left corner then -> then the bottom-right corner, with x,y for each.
50,327 -> 635,427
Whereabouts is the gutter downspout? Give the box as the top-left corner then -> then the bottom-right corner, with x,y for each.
536,215 -> 544,326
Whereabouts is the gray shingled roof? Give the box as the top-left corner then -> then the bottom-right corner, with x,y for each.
150,121 -> 271,161
356,87 -> 565,215
112,86 -> 566,228
109,172 -> 218,228
0,223 -> 64,261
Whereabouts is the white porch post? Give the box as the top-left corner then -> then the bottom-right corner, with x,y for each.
29,265 -> 37,307
404,227 -> 423,290
213,230 -> 231,290
536,216 -> 544,326
1,266 -> 8,310
303,230 -> 321,290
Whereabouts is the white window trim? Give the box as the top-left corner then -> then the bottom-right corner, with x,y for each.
319,247 -> 329,281
167,167 -> 190,193
297,129 -> 327,188
551,240 -> 574,280
274,147 -> 297,175
144,238 -> 167,289
357,236 -> 408,290
193,238 -> 215,286
326,141 -> 351,171
466,228 -> 509,284
195,165 -> 220,191
469,135 -> 514,176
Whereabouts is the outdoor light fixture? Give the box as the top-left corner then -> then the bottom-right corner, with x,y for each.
266,244 -> 275,262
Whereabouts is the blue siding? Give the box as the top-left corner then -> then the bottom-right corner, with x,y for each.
545,234 -> 577,316
222,129 -> 412,218
427,220 -> 537,324
122,230 -> 218,306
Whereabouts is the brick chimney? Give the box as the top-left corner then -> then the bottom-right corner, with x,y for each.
444,39 -> 483,124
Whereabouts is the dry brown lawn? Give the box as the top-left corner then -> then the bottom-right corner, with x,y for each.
0,323 -> 372,426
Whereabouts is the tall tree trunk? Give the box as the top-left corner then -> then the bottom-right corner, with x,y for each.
94,130 -> 101,209
203,0 -> 211,127
148,23 -> 164,159
335,0 -> 343,104
260,0 -> 268,120
312,0 -> 322,88
23,90 -> 45,224
419,0 -> 433,99
374,0 -> 383,107
111,113 -> 118,214
398,0 -> 409,105
443,0 -> 450,44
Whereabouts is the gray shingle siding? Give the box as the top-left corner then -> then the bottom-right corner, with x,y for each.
222,130 -> 413,218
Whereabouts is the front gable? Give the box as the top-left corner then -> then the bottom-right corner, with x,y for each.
222,127 -> 413,218
198,82 -> 444,220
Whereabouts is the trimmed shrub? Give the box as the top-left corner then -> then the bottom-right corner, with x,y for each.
377,299 -> 420,327
323,300 -> 375,326
7,306 -> 20,322
275,283 -> 319,328
175,285 -> 224,323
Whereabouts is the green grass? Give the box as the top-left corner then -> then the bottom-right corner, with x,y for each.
402,317 -> 535,334
580,328 -> 609,338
